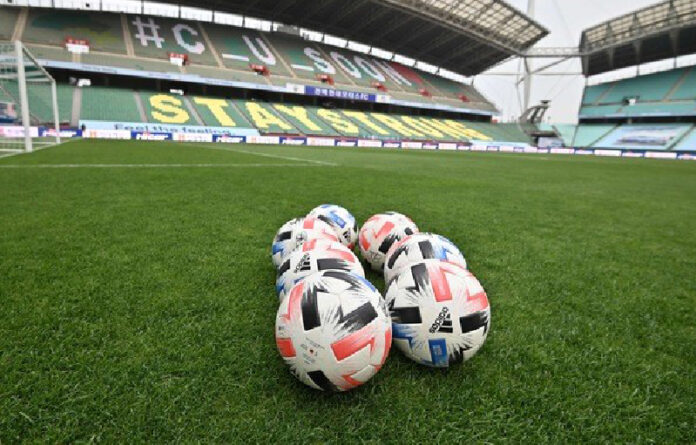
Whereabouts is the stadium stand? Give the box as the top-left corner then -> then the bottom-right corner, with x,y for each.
81,87 -> 141,122
2,81 -> 73,124
140,92 -> 198,125
573,124 -> 617,147
23,9 -> 127,54
581,83 -> 612,105
190,97 -> 251,128
1,6 -> 496,114
579,105 -> 624,117
25,44 -> 74,62
670,68 -> 696,100
550,124 -> 577,146
673,127 -> 696,151
599,69 -> 685,103
0,7 -> 18,41
580,66 -> 696,119
70,85 -> 526,143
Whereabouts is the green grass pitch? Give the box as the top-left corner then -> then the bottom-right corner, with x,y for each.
1,139 -> 695,442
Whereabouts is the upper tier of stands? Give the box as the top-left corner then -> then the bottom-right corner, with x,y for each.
580,66 -> 696,119
0,6 -> 496,115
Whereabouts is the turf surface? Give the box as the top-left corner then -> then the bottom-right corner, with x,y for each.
1,139 -> 695,442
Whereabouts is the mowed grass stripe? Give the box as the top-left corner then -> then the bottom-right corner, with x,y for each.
0,139 -> 694,442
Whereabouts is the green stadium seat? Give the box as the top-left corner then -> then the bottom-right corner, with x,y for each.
232,99 -> 300,134
9,8 -> 499,115
140,92 -> 196,125
271,104 -> 340,136
581,84 -> 611,105
622,102 -> 696,117
80,87 -> 141,122
126,15 -> 217,66
573,125 -> 616,147
190,97 -> 251,128
579,105 -> 624,117
599,69 -> 686,104
305,107 -> 362,138
672,127 -> 696,152
0,7 -> 18,41
3,81 -> 72,124
205,24 -> 291,77
552,124 -> 577,146
263,33 -> 350,85
25,44 -> 74,62
23,9 -> 126,54
670,68 -> 696,100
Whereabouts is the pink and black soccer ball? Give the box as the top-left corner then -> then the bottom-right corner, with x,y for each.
275,270 -> 392,391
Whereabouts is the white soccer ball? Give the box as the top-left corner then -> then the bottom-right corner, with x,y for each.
358,212 -> 419,271
384,233 -> 467,284
276,242 -> 364,302
385,260 -> 490,368
308,204 -> 358,249
275,270 -> 392,392
271,216 -> 339,268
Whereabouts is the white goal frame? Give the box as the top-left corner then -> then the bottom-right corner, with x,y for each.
0,41 -> 61,153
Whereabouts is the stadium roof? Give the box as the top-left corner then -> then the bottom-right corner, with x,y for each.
580,0 -> 696,76
177,0 -> 549,76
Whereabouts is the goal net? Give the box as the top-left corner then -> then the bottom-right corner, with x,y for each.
0,41 -> 60,153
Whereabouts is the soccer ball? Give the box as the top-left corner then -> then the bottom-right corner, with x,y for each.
276,242 -> 364,302
308,204 -> 358,249
384,233 -> 467,284
385,260 -> 490,368
358,212 -> 419,271
271,216 -> 339,268
275,270 -> 392,391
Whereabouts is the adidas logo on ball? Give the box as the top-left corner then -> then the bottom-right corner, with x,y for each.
429,307 -> 453,333
294,253 -> 312,273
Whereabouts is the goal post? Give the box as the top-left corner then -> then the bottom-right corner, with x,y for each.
0,41 -> 61,154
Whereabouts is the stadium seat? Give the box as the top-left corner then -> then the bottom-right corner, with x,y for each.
205,24 -> 292,77
25,44 -> 74,62
80,87 -> 141,122
271,104 -> 340,136
579,104 -> 624,117
581,84 -> 612,105
550,124 -> 577,146
2,81 -> 72,124
0,7 -> 19,41
191,97 -> 251,128
599,69 -> 686,104
669,67 -> 696,100
140,92 -> 197,125
127,15 -> 218,66
672,127 -> 696,151
572,125 -> 616,147
622,102 -> 696,117
3,7 -> 499,116
232,100 -> 301,134
24,9 -> 126,54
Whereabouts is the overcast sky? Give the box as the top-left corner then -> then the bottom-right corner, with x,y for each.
474,0 -> 687,123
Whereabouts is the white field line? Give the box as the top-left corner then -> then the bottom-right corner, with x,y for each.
192,144 -> 338,166
0,163 -> 330,169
